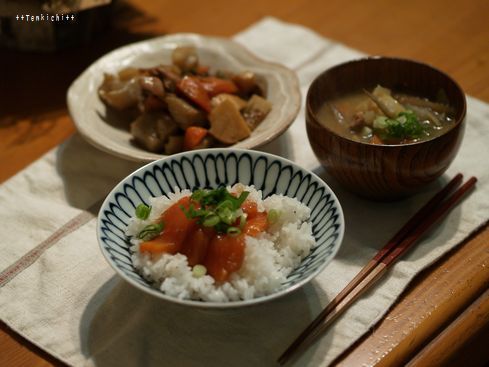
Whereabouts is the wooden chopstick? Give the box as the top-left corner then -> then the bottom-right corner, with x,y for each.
278,174 -> 477,365
277,174 -> 463,363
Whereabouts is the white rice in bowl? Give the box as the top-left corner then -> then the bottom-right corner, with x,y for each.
125,184 -> 315,302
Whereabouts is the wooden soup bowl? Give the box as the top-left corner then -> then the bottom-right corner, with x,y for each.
306,57 -> 466,200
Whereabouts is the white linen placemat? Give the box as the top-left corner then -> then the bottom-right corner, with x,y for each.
1,17 -> 488,367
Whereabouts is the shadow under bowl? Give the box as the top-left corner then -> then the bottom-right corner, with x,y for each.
306,57 -> 466,200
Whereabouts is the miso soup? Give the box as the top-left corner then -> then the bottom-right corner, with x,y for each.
316,85 -> 456,145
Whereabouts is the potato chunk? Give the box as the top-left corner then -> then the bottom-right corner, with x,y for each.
242,94 -> 272,129
98,73 -> 142,110
164,135 -> 185,155
165,94 -> 206,129
232,71 -> 259,95
210,93 -> 247,110
209,99 -> 251,144
172,46 -> 198,72
130,113 -> 178,152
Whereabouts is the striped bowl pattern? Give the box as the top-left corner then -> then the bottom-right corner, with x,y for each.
97,149 -> 344,308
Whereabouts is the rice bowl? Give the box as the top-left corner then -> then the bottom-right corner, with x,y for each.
97,148 -> 344,308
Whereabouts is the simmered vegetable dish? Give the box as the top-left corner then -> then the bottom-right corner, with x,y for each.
317,85 -> 455,145
98,46 -> 272,154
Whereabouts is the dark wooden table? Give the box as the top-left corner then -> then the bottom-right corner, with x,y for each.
1,0 -> 488,366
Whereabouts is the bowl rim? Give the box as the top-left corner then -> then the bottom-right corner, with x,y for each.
67,33 -> 301,162
96,148 -> 345,308
306,56 -> 467,148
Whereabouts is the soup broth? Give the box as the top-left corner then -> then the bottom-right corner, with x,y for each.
316,85 -> 455,145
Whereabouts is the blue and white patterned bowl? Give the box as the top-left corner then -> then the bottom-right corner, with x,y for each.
97,149 -> 344,308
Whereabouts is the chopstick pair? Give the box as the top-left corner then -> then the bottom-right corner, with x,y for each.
278,173 -> 477,365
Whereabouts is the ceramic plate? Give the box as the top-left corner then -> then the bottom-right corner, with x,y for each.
97,149 -> 344,308
67,34 -> 301,162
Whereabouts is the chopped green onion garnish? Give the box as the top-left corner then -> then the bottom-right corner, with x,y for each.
190,189 -> 205,202
138,222 -> 164,241
135,203 -> 151,220
203,213 -> 220,227
239,214 -> 247,229
374,111 -> 425,140
181,188 -> 252,234
267,209 -> 281,224
192,264 -> 207,278
216,199 -> 234,211
218,207 -> 234,224
226,226 -> 241,236
180,204 -> 205,219
235,191 -> 250,208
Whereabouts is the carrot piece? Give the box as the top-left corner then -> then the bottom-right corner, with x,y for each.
241,200 -> 258,217
177,76 -> 212,112
159,196 -> 197,245
204,234 -> 245,282
140,239 -> 179,254
139,196 -> 197,255
198,77 -> 238,97
184,126 -> 207,150
244,212 -> 268,237
371,134 -> 383,145
181,227 -> 213,266
195,65 -> 210,75
143,95 -> 166,111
